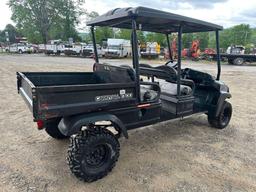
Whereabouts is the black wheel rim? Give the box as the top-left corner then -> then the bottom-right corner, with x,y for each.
220,107 -> 231,126
83,144 -> 110,168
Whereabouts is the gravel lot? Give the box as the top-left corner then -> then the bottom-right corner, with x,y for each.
0,54 -> 256,192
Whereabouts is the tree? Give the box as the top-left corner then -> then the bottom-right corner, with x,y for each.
251,28 -> 256,45
137,31 -> 146,44
0,24 -> 20,43
116,29 -> 131,40
9,0 -> 85,43
194,32 -> 209,50
217,24 -> 252,49
86,11 -> 114,44
182,33 -> 193,48
145,32 -> 166,46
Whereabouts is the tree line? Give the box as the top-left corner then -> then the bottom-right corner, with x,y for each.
1,0 -> 256,51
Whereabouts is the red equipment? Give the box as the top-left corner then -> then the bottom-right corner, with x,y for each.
204,48 -> 216,55
182,40 -> 200,60
165,38 -> 177,60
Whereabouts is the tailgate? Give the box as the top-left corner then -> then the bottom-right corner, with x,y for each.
17,72 -> 38,119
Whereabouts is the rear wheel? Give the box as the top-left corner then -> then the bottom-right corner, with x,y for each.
68,127 -> 120,182
45,119 -> 68,139
208,101 -> 232,129
233,57 -> 244,65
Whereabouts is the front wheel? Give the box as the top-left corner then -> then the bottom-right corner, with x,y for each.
68,127 -> 120,182
208,101 -> 232,129
233,57 -> 244,65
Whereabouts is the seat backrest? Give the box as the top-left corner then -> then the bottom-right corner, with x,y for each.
94,63 -> 135,83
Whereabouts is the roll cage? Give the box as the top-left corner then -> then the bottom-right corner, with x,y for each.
87,6 -> 223,103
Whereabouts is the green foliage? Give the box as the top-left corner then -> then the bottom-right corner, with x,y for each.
116,29 -> 131,40
145,32 -> 166,46
182,33 -> 193,48
250,28 -> 256,45
218,24 -> 252,49
0,24 -> 20,43
194,32 -> 209,50
95,27 -> 114,43
86,11 -> 114,44
181,32 -> 209,50
8,0 -> 85,43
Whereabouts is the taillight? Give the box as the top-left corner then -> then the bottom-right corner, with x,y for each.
37,120 -> 44,130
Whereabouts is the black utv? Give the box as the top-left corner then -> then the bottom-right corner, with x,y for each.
17,7 -> 232,182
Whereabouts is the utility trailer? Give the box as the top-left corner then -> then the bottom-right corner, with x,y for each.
17,7 -> 232,182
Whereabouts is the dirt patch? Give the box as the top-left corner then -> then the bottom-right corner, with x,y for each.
0,54 -> 256,192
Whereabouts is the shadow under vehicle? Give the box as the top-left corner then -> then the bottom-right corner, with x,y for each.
17,7 -> 232,182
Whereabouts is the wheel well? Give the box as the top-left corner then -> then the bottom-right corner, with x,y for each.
81,121 -> 122,138
58,113 -> 128,138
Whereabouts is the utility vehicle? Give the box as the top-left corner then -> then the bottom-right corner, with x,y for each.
45,40 -> 65,55
140,42 -> 161,59
82,44 -> 103,58
105,38 -> 131,58
17,7 -> 232,182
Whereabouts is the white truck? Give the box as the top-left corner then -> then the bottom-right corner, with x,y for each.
45,40 -> 65,55
105,38 -> 131,58
64,43 -> 86,56
7,43 -> 28,54
38,44 -> 46,53
82,44 -> 103,58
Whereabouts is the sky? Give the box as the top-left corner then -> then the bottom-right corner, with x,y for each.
1,0 -> 256,31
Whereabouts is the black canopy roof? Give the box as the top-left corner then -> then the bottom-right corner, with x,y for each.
87,7 -> 223,33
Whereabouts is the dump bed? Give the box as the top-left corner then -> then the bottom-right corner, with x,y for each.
17,65 -> 137,121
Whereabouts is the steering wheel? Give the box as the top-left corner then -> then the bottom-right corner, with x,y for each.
182,68 -> 190,79
165,60 -> 178,69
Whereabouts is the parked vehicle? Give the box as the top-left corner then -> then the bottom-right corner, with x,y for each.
82,44 -> 103,58
38,44 -> 46,53
64,43 -> 86,56
208,45 -> 256,65
105,38 -> 131,58
7,43 -> 28,54
26,44 -> 37,53
141,42 -> 160,59
45,40 -> 65,55
17,7 -> 232,182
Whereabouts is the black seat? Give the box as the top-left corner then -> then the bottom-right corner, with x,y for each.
159,80 -> 192,96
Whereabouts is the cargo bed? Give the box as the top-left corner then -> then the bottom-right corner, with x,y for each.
17,70 -> 137,121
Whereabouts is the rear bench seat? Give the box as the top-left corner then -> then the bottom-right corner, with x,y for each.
140,80 -> 192,102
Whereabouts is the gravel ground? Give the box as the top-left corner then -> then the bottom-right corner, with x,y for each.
0,54 -> 256,192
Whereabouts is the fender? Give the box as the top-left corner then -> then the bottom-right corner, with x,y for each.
58,112 -> 128,138
215,91 -> 231,116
